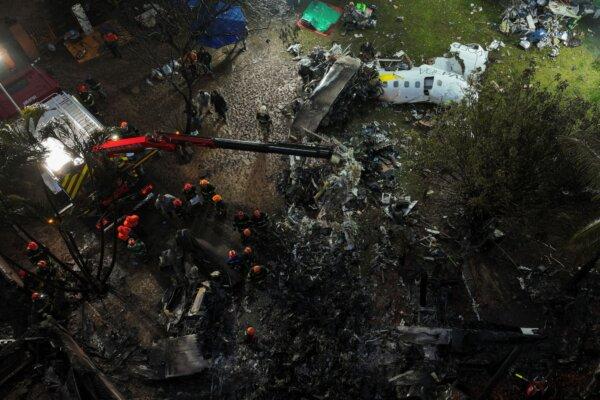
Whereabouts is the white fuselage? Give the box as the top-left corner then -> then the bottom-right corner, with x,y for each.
379,66 -> 472,105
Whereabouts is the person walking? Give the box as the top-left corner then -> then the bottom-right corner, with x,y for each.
211,90 -> 228,124
103,31 -> 122,58
256,105 -> 273,140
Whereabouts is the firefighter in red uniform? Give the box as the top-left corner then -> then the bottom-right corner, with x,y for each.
212,194 -> 226,218
242,246 -> 254,269
241,228 -> 253,246
247,264 -> 267,283
199,179 -> 216,202
26,241 -> 46,265
227,249 -> 243,271
251,208 -> 268,229
119,121 -> 139,138
233,210 -> 251,232
103,31 -> 122,58
76,83 -> 97,114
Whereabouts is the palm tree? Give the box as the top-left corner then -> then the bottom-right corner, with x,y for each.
0,112 -> 118,297
560,136 -> 600,292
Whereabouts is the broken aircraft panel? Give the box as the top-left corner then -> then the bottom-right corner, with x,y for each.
292,56 -> 362,134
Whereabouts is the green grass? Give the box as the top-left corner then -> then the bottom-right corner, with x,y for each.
295,0 -> 600,100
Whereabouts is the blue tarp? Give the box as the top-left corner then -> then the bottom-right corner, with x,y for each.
188,1 -> 248,49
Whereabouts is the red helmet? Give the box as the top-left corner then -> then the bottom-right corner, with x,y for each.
243,246 -> 253,255
228,250 -> 237,259
76,83 -> 88,93
242,228 -> 252,238
26,241 -> 39,251
235,210 -> 245,219
31,292 -> 41,301
246,326 -> 256,337
18,270 -> 28,279
173,198 -> 183,207
251,265 -> 262,274
120,121 -> 128,129
37,260 -> 47,269
183,183 -> 194,192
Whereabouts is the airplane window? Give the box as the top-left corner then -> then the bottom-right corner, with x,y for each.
404,81 -> 409,88
393,81 -> 399,88
415,81 -> 420,88
437,80 -> 442,86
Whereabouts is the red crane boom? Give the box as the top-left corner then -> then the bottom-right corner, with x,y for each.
93,132 -> 333,160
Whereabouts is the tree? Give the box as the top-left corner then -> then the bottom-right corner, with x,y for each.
124,0 -> 244,134
403,69 -> 595,236
560,135 -> 600,292
0,112 -> 119,298
0,107 -> 47,193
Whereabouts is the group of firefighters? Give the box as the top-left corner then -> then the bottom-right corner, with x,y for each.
18,241 -> 64,317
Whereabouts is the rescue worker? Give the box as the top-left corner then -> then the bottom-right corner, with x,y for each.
119,121 -> 140,138
256,105 -> 273,140
241,228 -> 253,245
233,210 -> 251,232
242,246 -> 254,269
199,179 -> 216,201
211,90 -> 228,124
26,241 -> 45,264
85,75 -> 106,99
103,31 -> 122,58
18,269 -> 35,290
227,249 -> 243,270
182,182 -> 197,202
212,194 -> 226,218
245,326 -> 256,343
127,238 -> 148,266
247,264 -> 267,283
172,197 -> 185,218
30,291 -> 52,321
251,208 -> 268,229
196,91 -> 212,117
76,83 -> 97,114
359,41 -> 376,61
199,47 -> 213,75
298,59 -> 314,85
36,259 -> 55,281
155,193 -> 178,220
183,49 -> 199,76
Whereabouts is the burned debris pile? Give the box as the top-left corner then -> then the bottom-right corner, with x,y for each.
500,0 -> 599,54
291,45 -> 381,133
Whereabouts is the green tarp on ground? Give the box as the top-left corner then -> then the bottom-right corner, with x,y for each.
301,1 -> 342,33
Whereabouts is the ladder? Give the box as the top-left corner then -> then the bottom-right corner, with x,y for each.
43,92 -> 104,137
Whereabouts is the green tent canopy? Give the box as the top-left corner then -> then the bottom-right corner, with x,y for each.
300,1 -> 342,33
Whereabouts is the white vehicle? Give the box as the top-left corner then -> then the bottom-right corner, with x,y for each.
377,43 -> 488,105
34,92 -> 105,213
